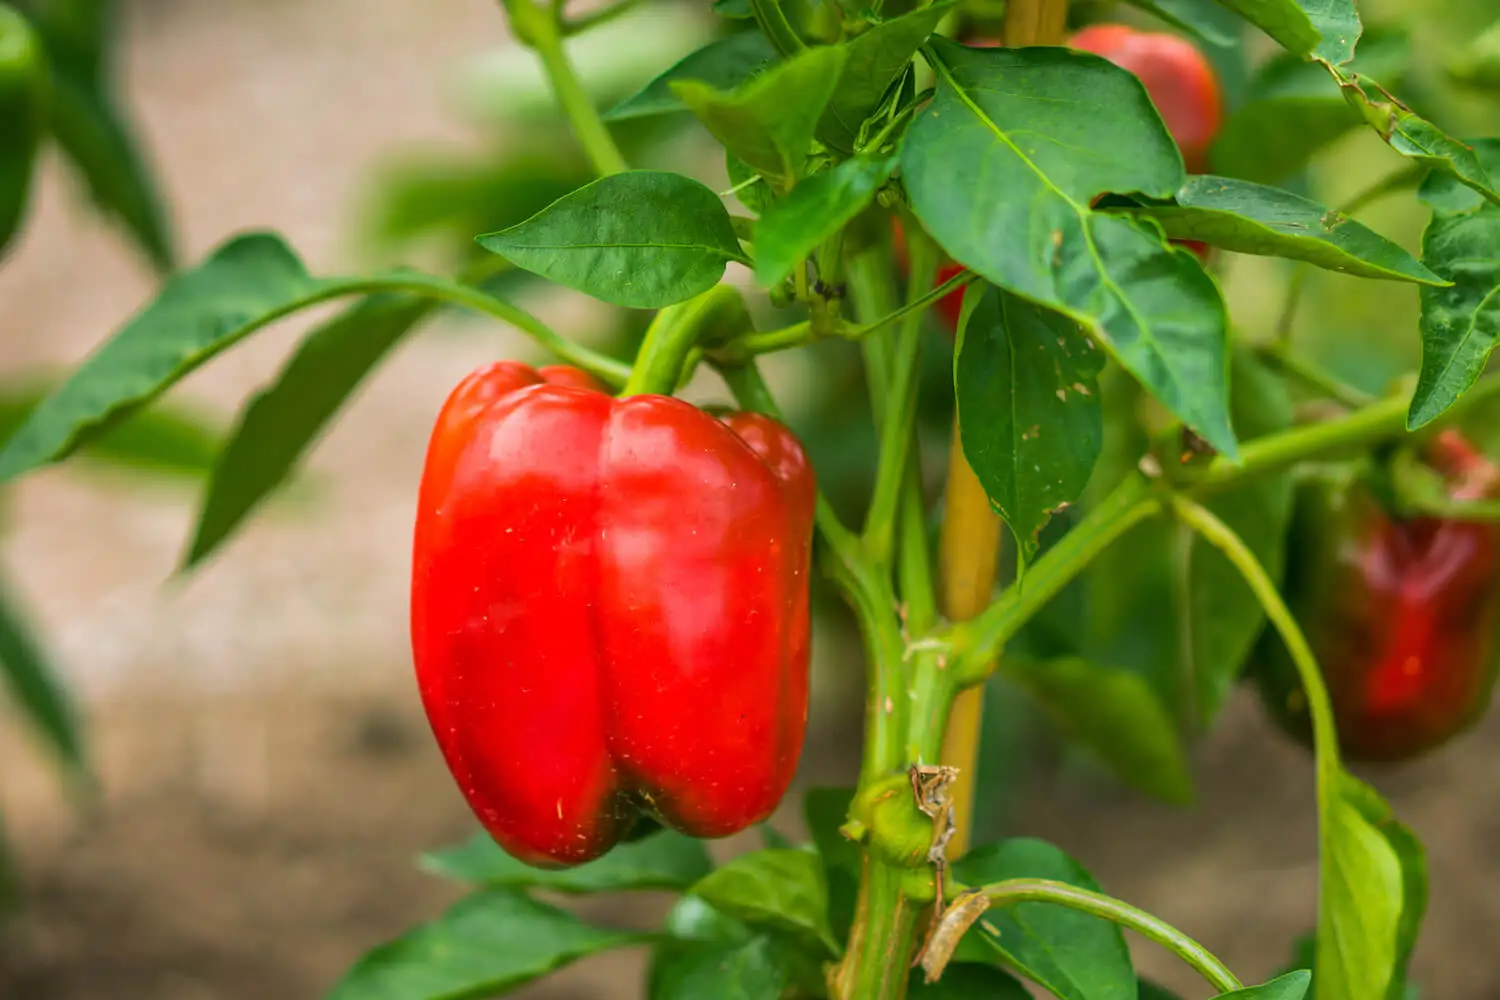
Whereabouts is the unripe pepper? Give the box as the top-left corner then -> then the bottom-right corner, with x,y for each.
411,361 -> 816,866
1253,432 -> 1500,762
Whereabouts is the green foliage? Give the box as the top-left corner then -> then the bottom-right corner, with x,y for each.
815,1 -> 951,153
476,170 -> 747,307
422,828 -> 713,894
326,891 -> 643,1000
687,848 -> 839,956
0,4 -> 43,258
1126,176 -> 1444,284
955,285 -> 1104,560
952,839 -> 1135,1000
0,571 -> 85,784
754,153 -> 894,286
605,30 -> 777,121
903,40 -> 1237,457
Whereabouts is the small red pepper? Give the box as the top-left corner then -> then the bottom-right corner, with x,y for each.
1253,432 -> 1500,762
411,362 -> 816,866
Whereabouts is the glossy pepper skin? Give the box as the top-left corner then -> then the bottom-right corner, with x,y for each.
411,361 -> 816,867
1253,436 -> 1500,762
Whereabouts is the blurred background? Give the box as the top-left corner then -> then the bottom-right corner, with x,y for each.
2,0 -> 1499,997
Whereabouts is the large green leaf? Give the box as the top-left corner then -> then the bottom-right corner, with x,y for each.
1208,0 -> 1320,57
802,788 -> 859,942
184,295 -> 432,568
476,170 -> 746,308
0,233 -> 336,483
327,891 -> 641,1000
754,153 -> 894,286
604,30 -> 777,121
956,285 -> 1104,561
952,839 -> 1134,1000
649,936 -> 787,1000
1115,0 -> 1236,48
0,376 -> 221,482
1003,656 -> 1192,804
422,828 -> 713,894
0,5 -> 43,257
28,0 -> 174,270
1316,774 -> 1410,1000
1129,176 -> 1443,284
0,571 -> 85,780
903,41 -> 1236,458
909,963 -> 1031,998
1217,972 -> 1311,1000
673,45 -> 844,185
816,2 -> 952,153
688,849 -> 837,956
1210,28 -> 1409,184
1340,73 -> 1500,208
1409,148 -> 1500,428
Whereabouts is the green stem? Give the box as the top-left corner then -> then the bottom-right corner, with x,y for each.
898,452 -> 938,634
751,0 -> 806,55
972,880 -> 1242,993
1273,266 -> 1309,348
1169,495 -> 1342,785
562,0 -> 643,34
837,860 -> 921,1000
714,320 -> 814,362
851,268 -> 975,342
864,234 -> 937,563
623,285 -> 748,396
950,474 -> 1159,680
504,0 -> 628,177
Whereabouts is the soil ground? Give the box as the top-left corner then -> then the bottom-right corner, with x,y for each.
3,1 -> 1500,998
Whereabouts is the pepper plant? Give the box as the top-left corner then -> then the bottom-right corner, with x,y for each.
4,0 -> 1500,998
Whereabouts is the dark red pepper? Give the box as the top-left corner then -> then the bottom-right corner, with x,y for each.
411,361 -> 816,866
1253,433 -> 1500,762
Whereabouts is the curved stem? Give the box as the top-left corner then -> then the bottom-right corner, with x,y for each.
971,880 -> 1241,993
851,269 -> 975,342
504,0 -> 628,177
751,0 -> 806,55
1260,344 -> 1374,409
623,285 -> 748,396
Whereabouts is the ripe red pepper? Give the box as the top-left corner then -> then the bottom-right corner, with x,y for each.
1253,432 -> 1500,762
1067,25 -> 1222,174
411,361 -> 816,866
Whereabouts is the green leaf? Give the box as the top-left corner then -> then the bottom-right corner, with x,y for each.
1003,656 -> 1192,804
0,376 -> 222,482
604,30 -> 776,121
0,233 -> 340,484
803,787 -> 859,941
1304,0 -> 1362,65
909,963 -> 1031,998
327,890 -> 641,1000
0,5 -> 44,257
1409,200 -> 1500,429
0,571 -> 85,780
1208,0 -> 1320,57
1116,0 -> 1236,48
754,153 -> 894,286
475,170 -> 745,308
903,41 -> 1237,458
1341,74 -> 1500,208
422,828 -> 713,894
1417,138 -> 1500,215
1138,980 -> 1184,1000
36,5 -> 175,270
952,838 -> 1134,1000
726,150 -> 774,216
673,45 -> 845,185
1317,773 -> 1408,1000
1127,175 -> 1444,284
816,2 -> 952,153
712,0 -> 753,18
688,849 -> 837,956
1217,971 -> 1312,1000
184,295 -> 432,569
1448,19 -> 1500,90
1210,28 -> 1410,184
649,936 -> 787,1000
956,285 -> 1104,561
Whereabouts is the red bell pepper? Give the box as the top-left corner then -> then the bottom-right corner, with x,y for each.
411,361 -> 816,867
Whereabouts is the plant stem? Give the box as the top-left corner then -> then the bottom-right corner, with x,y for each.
851,269 -> 975,342
623,286 -> 748,396
503,0 -> 628,177
751,0 -> 806,55
898,453 -> 938,634
562,0 -> 643,35
834,858 -> 921,1000
1003,0 -> 1069,46
967,880 -> 1242,993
